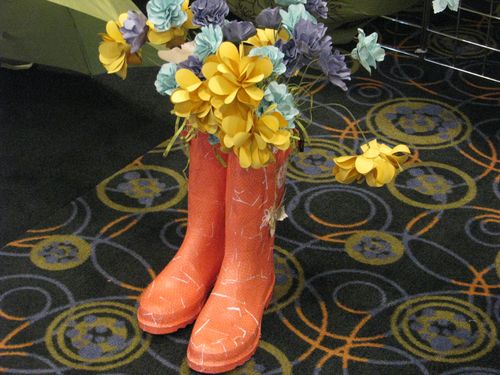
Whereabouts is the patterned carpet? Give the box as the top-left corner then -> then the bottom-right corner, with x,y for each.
1,15 -> 500,375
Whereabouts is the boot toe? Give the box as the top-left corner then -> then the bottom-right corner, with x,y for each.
137,280 -> 206,334
187,318 -> 261,373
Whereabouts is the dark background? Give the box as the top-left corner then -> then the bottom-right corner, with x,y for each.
0,0 -> 165,245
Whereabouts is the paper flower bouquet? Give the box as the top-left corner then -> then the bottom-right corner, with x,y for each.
98,0 -> 411,373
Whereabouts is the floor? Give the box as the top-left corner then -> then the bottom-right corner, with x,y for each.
1,2 -> 499,375
0,65 -> 175,245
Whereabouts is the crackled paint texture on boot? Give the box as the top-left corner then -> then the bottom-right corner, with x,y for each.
187,151 -> 289,373
137,133 -> 227,334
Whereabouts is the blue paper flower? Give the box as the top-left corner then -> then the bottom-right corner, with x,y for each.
146,0 -> 187,32
208,134 -> 221,145
275,0 -> 327,19
351,28 -> 385,73
120,11 -> 148,53
293,19 -> 331,60
222,21 -> 256,43
255,8 -> 282,29
178,55 -> 203,78
194,25 -> 223,61
305,0 -> 328,19
261,82 -> 300,128
191,0 -> 229,27
275,0 -> 306,6
319,49 -> 351,91
432,0 -> 459,13
276,39 -> 300,77
155,63 -> 179,95
249,46 -> 286,75
279,4 -> 316,35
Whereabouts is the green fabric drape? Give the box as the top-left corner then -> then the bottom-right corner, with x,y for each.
0,0 -> 162,75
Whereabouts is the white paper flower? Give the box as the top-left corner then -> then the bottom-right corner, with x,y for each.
158,41 -> 195,63
433,0 -> 460,14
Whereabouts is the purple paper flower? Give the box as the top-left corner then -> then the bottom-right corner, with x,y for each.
178,55 -> 203,78
222,21 -> 256,43
306,0 -> 328,19
120,11 -> 148,53
255,7 -> 282,29
191,0 -> 229,27
319,49 -> 351,91
276,39 -> 301,77
293,19 -> 332,60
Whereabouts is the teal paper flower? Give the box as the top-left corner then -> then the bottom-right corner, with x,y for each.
351,28 -> 385,74
249,46 -> 286,75
194,25 -> 223,61
261,82 -> 300,128
208,134 -> 220,145
275,0 -> 306,6
146,0 -> 187,32
279,4 -> 316,35
155,63 -> 179,95
432,0 -> 459,13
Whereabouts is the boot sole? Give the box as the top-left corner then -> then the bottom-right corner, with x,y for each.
138,302 -> 205,335
187,289 -> 274,373
138,315 -> 198,335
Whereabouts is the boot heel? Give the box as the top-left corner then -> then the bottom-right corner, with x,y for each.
264,275 -> 276,309
264,294 -> 273,309
264,288 -> 274,309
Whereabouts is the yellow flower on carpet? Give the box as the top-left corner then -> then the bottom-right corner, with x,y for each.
202,42 -> 273,115
245,28 -> 284,47
170,69 -> 218,134
333,139 -> 411,187
221,110 -> 291,169
99,20 -> 142,79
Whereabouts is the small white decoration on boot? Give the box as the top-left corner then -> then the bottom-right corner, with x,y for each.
260,205 -> 288,237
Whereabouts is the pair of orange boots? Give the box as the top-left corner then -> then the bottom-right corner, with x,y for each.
137,133 -> 289,373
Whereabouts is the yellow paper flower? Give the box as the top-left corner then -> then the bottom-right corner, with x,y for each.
202,42 -> 273,115
99,20 -> 142,79
147,21 -> 185,45
245,28 -> 281,47
333,139 -> 411,187
170,69 -> 218,134
220,110 -> 291,169
181,0 -> 197,30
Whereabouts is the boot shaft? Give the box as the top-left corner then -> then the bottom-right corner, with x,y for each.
186,133 -> 228,240
222,151 -> 289,276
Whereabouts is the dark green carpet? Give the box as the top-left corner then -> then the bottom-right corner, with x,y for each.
1,8 -> 500,375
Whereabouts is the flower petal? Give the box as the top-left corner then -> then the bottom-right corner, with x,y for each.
232,132 -> 252,147
209,75 -> 238,95
238,143 -> 252,168
217,42 -> 240,63
106,21 -> 125,43
176,69 -> 202,91
170,89 -> 191,103
334,155 -> 356,168
244,85 -> 265,101
355,156 -> 375,174
202,61 -> 219,79
99,42 -> 123,63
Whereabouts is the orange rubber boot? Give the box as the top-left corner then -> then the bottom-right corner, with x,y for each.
187,151 -> 289,373
137,133 -> 227,334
